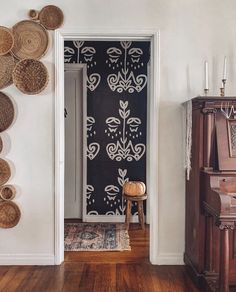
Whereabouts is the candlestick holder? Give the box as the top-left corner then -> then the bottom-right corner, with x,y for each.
220,87 -> 225,97
204,88 -> 209,96
220,79 -> 226,97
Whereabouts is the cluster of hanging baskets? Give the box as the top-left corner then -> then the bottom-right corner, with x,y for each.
0,5 -> 64,94
0,94 -> 19,228
0,5 -> 64,228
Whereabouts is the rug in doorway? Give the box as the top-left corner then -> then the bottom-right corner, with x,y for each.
64,223 -> 131,251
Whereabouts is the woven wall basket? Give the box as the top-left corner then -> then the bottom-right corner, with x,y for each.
0,54 -> 15,89
28,9 -> 39,20
0,136 -> 2,153
11,20 -> 48,60
0,158 -> 11,186
0,201 -> 20,228
0,92 -> 14,132
39,5 -> 64,30
0,185 -> 16,201
12,59 -> 49,95
0,26 -> 14,56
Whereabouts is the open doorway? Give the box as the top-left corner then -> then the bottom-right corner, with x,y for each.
64,64 -> 86,220
63,39 -> 150,255
64,39 -> 150,223
55,31 -> 159,265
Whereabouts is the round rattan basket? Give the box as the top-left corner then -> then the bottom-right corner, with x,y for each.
0,54 -> 15,89
0,92 -> 14,132
11,20 -> 49,60
28,9 -> 39,20
0,136 -> 2,153
0,26 -> 14,56
0,201 -> 21,228
12,59 -> 49,95
39,5 -> 64,30
0,158 -> 11,186
0,185 -> 16,201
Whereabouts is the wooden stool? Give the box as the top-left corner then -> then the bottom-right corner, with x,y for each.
123,194 -> 147,230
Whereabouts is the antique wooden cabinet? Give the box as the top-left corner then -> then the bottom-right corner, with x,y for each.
185,96 -> 236,292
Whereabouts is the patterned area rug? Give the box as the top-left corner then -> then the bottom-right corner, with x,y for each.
64,223 -> 131,251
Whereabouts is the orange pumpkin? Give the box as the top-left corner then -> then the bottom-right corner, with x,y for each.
123,181 -> 146,197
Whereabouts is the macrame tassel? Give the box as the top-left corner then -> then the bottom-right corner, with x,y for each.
185,100 -> 192,180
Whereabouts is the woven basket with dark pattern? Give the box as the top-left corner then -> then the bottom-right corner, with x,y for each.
0,201 -> 20,228
0,92 -> 14,132
0,158 -> 11,186
12,59 -> 49,95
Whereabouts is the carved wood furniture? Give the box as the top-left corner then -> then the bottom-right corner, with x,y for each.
185,96 -> 236,292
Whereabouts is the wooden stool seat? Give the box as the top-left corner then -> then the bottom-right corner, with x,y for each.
123,194 -> 147,230
123,194 -> 147,201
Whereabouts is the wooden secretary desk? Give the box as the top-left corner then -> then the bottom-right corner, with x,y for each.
185,96 -> 236,292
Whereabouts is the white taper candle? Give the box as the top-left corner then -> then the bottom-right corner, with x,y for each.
223,56 -> 227,80
205,61 -> 209,89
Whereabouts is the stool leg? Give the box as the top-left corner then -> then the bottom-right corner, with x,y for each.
125,200 -> 132,230
138,201 -> 145,230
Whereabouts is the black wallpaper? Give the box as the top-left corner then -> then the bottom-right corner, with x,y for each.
64,40 -> 150,216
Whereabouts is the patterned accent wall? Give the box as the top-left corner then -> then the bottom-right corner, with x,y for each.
64,40 -> 150,216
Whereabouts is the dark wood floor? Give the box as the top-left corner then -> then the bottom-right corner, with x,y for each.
0,224 -> 201,292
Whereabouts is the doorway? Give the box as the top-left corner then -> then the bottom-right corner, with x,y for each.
64,64 -> 86,220
55,31 -> 159,265
65,39 -> 150,223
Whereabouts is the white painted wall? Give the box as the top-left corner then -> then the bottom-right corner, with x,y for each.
0,0 -> 236,264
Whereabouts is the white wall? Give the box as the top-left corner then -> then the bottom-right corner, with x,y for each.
1,0 -> 236,264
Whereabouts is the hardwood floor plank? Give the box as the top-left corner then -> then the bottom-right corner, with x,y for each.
0,267 -> 20,291
0,266 -> 10,283
17,267 -> 47,292
3,266 -> 32,292
168,265 -> 200,292
44,266 -> 66,291
22,266 -> 56,292
78,263 -> 117,291
149,265 -> 201,292
117,263 -> 154,292
62,264 -> 84,291
77,264 -> 95,291
90,264 -> 116,292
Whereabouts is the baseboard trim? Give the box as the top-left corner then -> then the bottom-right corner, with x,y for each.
153,253 -> 184,265
0,253 -> 55,265
83,215 -> 142,223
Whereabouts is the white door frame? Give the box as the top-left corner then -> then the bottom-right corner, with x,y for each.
54,29 -> 160,265
64,64 -> 87,220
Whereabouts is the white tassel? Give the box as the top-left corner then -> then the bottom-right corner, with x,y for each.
221,102 -> 236,119
185,100 -> 192,180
